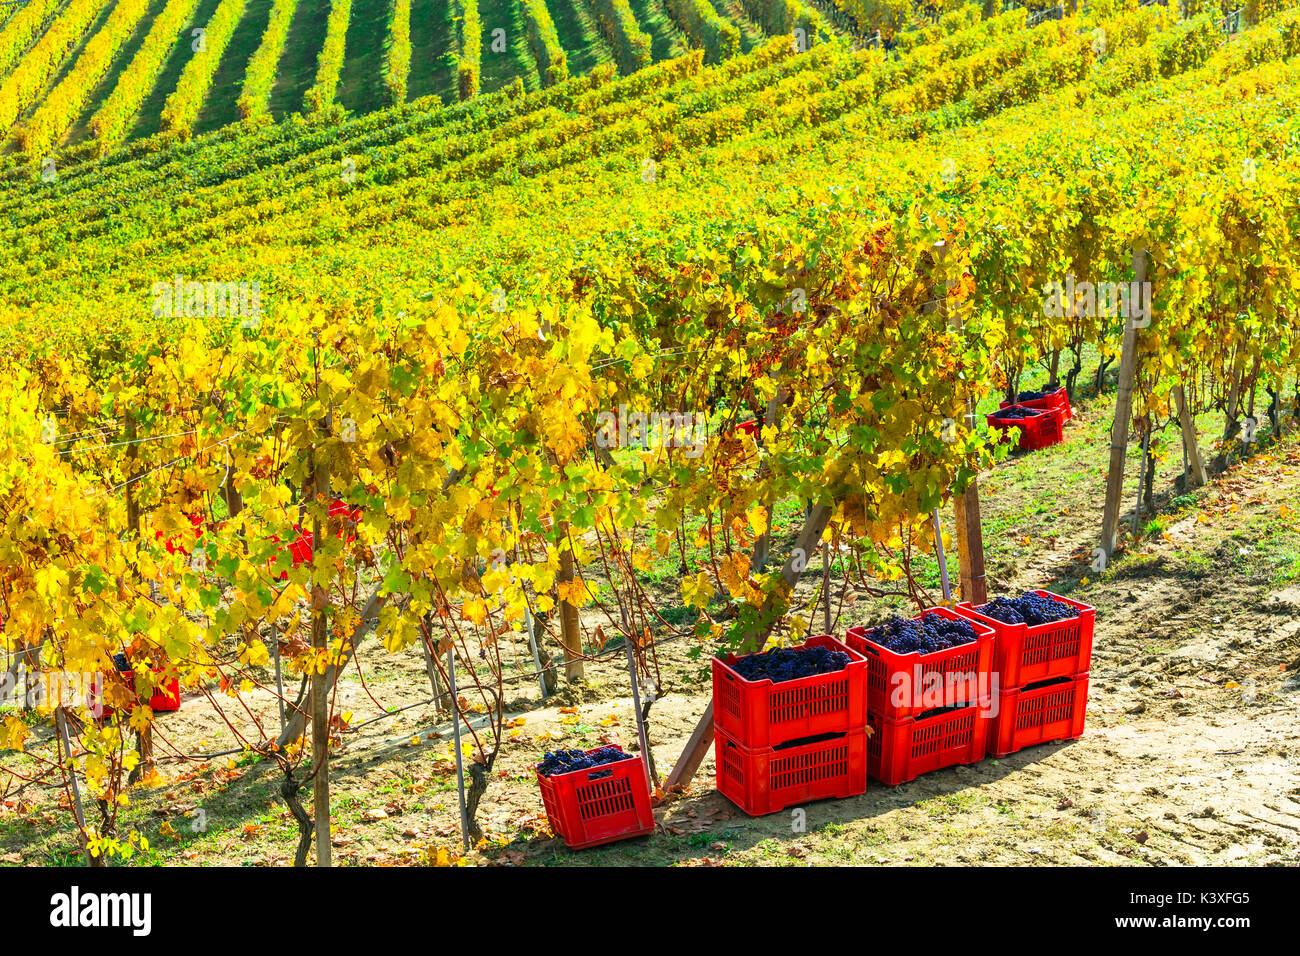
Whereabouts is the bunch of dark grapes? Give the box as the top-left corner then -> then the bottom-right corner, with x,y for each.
1019,383 -> 1062,401
731,644 -> 851,683
112,653 -> 130,672
536,746 -> 631,777
978,592 -> 1078,626
858,614 -> 978,656
993,406 -> 1039,420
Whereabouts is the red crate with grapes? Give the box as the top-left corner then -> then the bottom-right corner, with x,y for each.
845,607 -> 995,721
89,655 -> 181,718
535,746 -> 654,849
999,385 -> 1072,424
986,406 -> 1062,452
953,591 -> 1095,690
712,635 -> 867,749
954,592 -> 1094,758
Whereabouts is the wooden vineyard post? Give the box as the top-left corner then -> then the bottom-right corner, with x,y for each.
310,415 -> 331,868
514,510 -> 551,698
122,414 -> 155,783
56,708 -> 97,866
271,623 -> 286,734
419,630 -> 450,714
624,637 -> 658,790
932,509 -> 952,603
555,521 -> 586,681
1132,424 -> 1152,537
953,478 -> 987,606
1100,246 -> 1148,563
447,645 -> 471,851
931,240 -> 987,606
1173,383 -> 1207,489
821,541 -> 831,635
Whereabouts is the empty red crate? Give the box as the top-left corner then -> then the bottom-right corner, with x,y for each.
713,634 -> 867,749
536,747 -> 654,850
953,591 -> 1095,690
986,406 -> 1062,452
866,705 -> 988,786
714,728 -> 867,816
986,673 -> 1089,758
846,608 -> 995,721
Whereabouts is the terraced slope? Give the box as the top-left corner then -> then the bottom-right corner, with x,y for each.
0,0 -> 841,156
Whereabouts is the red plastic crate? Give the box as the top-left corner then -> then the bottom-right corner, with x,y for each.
866,704 -> 988,786
713,634 -> 867,749
536,747 -> 654,850
714,728 -> 867,816
267,499 -> 361,580
88,670 -> 181,718
953,591 -> 1095,690
1000,396 -> 1067,431
1000,388 -> 1072,423
986,673 -> 1089,758
1041,387 -> 1073,422
845,608 -> 995,721
155,513 -> 206,556
986,406 -> 1062,452
149,675 -> 182,712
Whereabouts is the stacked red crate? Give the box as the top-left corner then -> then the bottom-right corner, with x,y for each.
953,591 -> 1094,757
712,634 -> 868,814
845,608 -> 996,786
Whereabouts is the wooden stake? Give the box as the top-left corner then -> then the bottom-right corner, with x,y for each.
56,708 -> 95,866
932,509 -> 951,603
930,240 -> 987,606
1132,424 -> 1151,537
1100,247 -> 1148,561
447,645 -> 471,851
953,472 -> 987,605
514,511 -> 549,698
821,541 -> 831,635
310,418 -> 331,868
624,637 -> 658,790
271,623 -> 286,735
1173,383 -> 1207,488
555,521 -> 585,681
419,630 -> 450,714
